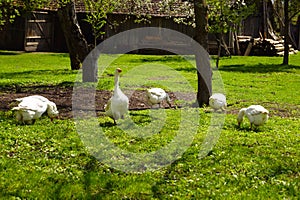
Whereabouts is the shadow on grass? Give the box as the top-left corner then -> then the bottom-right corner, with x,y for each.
125,55 -> 188,64
175,66 -> 196,73
236,125 -> 265,133
0,81 -> 75,93
99,121 -> 116,127
0,69 -> 77,79
128,112 -> 153,126
219,64 -> 300,73
82,156 -> 120,199
141,55 -> 186,63
98,112 -> 154,128
0,51 -> 23,55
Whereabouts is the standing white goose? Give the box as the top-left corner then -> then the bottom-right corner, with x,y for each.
104,68 -> 129,124
209,93 -> 227,112
12,95 -> 59,124
237,105 -> 269,129
146,88 -> 171,108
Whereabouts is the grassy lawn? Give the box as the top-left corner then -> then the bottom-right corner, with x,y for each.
0,50 -> 299,199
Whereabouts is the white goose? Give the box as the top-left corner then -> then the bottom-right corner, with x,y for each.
104,68 -> 129,124
237,105 -> 269,129
209,93 -> 227,112
12,95 -> 59,124
146,88 -> 171,108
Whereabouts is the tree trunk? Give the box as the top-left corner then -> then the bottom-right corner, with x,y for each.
216,36 -> 221,69
233,30 -> 241,55
57,2 -> 90,70
283,0 -> 289,65
262,0 -> 268,39
194,0 -> 212,107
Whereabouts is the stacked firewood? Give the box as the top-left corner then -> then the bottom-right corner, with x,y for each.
238,36 -> 298,56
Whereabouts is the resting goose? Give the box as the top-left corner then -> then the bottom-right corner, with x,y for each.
146,88 -> 171,108
12,95 -> 59,124
16,95 -> 50,103
104,68 -> 129,124
209,93 -> 227,112
237,105 -> 269,129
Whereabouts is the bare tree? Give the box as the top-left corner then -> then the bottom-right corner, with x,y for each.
283,0 -> 289,65
57,2 -> 90,71
282,0 -> 300,65
194,0 -> 212,106
272,0 -> 300,65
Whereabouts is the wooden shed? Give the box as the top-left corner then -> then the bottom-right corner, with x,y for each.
24,10 -> 55,51
0,2 -> 94,52
0,1 -> 220,54
0,10 -> 66,52
7,1 -> 299,55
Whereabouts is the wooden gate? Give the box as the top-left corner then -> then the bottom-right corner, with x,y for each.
24,11 -> 54,51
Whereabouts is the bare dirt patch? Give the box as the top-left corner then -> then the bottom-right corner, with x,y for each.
0,85 -> 186,119
2,86 -> 297,119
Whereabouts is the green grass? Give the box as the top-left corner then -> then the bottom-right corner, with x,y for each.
218,55 -> 300,118
0,51 -> 300,199
94,54 -> 198,92
218,56 -> 300,105
0,51 -> 75,88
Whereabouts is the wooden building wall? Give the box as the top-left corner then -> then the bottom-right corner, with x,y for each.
1,10 -> 297,53
0,11 -> 94,52
0,16 -> 25,51
104,13 -> 198,54
24,11 -> 55,51
0,12 -> 199,53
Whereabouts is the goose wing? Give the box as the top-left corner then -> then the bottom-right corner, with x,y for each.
15,98 -> 48,113
29,95 -> 50,103
111,88 -> 129,116
15,95 -> 50,103
209,93 -> 226,109
104,99 -> 113,117
147,88 -> 167,104
247,105 -> 269,115
148,88 -> 165,97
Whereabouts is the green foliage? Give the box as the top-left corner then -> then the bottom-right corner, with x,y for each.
207,0 -> 256,33
57,0 -> 73,7
0,52 -> 300,198
156,0 -> 194,26
0,0 -> 49,29
84,0 -> 118,41
288,0 -> 300,22
20,0 -> 50,11
0,0 -> 20,27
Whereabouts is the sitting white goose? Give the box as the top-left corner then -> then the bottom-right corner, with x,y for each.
15,95 -> 59,119
104,68 -> 129,124
146,88 -> 171,108
209,93 -> 227,112
12,95 -> 59,124
237,105 -> 269,129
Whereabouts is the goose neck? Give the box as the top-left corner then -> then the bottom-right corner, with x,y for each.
114,73 -> 120,90
237,108 -> 246,123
